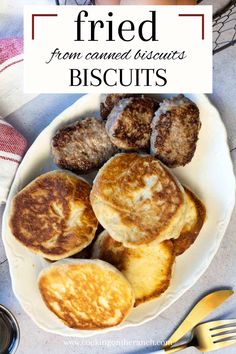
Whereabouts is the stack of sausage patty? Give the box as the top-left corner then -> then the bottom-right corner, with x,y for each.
9,93 -> 206,330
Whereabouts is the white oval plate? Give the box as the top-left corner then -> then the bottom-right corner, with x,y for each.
2,94 -> 235,337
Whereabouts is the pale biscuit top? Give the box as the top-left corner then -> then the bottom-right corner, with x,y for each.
38,259 -> 134,329
93,231 -> 175,306
91,153 -> 186,246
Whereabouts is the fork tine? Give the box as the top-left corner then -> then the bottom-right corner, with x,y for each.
195,320 -> 236,352
212,332 -> 236,342
211,338 -> 236,351
211,326 -> 236,335
208,319 -> 236,330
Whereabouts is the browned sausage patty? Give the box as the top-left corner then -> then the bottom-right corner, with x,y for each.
106,97 -> 157,150
52,118 -> 118,174
151,95 -> 201,167
100,94 -> 132,120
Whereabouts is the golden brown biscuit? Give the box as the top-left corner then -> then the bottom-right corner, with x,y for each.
151,95 -> 201,167
9,171 -> 98,260
92,231 -> 175,306
106,97 -> 157,150
38,259 -> 134,329
173,186 -> 206,256
90,153 -> 186,247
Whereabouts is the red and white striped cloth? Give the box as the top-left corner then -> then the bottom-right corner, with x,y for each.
0,119 -> 27,203
0,37 -> 27,203
0,37 -> 23,70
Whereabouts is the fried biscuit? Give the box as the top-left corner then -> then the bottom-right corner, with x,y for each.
173,186 -> 206,256
151,95 -> 201,167
9,171 -> 98,260
52,118 -> 117,174
106,97 -> 157,150
90,153 -> 186,246
38,259 -> 134,329
92,231 -> 175,306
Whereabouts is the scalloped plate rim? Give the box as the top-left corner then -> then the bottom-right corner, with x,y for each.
2,93 -> 235,337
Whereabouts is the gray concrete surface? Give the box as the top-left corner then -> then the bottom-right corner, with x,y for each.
1,0 -> 236,353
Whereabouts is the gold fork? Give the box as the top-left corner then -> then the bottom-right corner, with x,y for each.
153,320 -> 236,353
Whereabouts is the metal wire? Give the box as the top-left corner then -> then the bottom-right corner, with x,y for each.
213,0 -> 236,54
55,0 -> 236,54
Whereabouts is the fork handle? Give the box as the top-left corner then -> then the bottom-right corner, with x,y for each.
150,344 -> 189,353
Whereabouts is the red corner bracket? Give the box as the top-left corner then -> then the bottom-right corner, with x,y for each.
179,14 -> 205,40
32,14 -> 58,40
